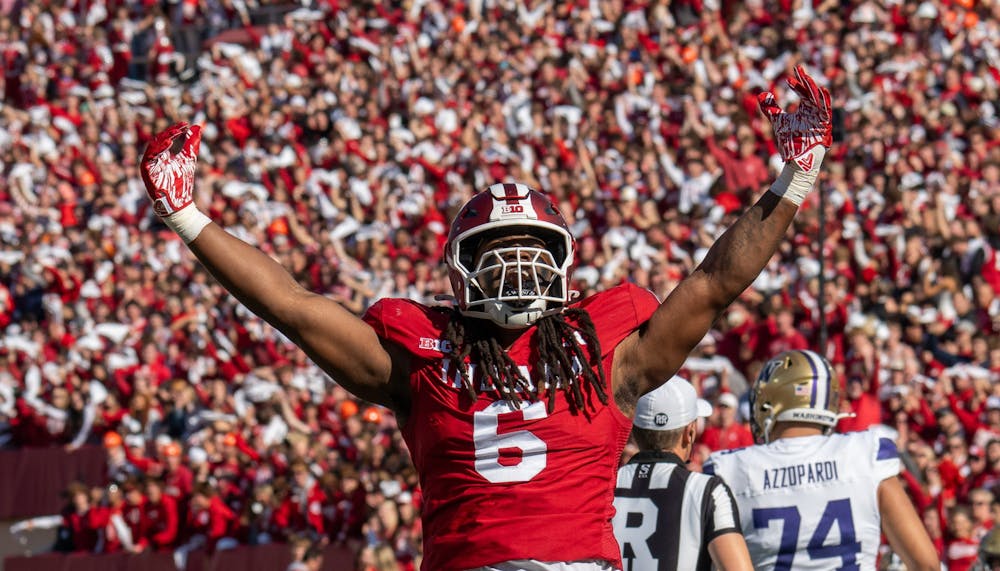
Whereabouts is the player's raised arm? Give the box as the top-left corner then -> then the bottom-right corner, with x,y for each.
616,66 -> 833,401
138,123 -> 398,409
878,476 -> 940,571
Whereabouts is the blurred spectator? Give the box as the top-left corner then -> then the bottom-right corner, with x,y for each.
174,483 -> 238,568
120,478 -> 147,553
273,460 -> 326,540
8,482 -> 102,553
161,441 -> 194,501
947,505 -> 979,571
144,477 -> 180,551
287,542 -> 324,571
356,543 -> 401,571
838,373 -> 882,433
970,488 -> 996,540
700,392 -> 753,452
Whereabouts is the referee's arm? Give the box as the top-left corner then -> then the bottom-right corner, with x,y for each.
703,476 -> 753,571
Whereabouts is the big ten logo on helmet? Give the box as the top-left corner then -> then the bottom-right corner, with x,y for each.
500,204 -> 524,214
496,202 -> 526,219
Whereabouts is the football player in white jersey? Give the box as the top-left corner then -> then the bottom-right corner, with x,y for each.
705,349 -> 939,571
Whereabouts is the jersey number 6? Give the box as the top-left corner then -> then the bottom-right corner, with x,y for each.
473,401 -> 548,483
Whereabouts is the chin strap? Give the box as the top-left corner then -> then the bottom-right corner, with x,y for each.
760,417 -> 775,444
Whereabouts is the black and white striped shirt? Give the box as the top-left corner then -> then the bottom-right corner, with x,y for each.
613,451 -> 742,571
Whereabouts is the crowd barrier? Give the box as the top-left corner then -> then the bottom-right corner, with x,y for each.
0,446 -> 106,519
5,543 -> 354,570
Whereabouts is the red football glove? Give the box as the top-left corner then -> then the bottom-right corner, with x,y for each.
140,122 -> 202,218
758,66 -> 832,174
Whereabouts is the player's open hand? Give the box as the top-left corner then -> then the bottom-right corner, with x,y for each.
758,66 -> 832,174
140,122 -> 202,218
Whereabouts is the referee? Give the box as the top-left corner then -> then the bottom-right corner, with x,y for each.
613,377 -> 752,571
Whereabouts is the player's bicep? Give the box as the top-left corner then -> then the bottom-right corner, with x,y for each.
628,274 -> 721,394
708,533 -> 754,571
279,290 -> 395,406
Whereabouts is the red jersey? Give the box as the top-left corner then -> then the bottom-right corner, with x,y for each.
163,465 -> 194,500
186,497 -> 236,550
94,505 -> 126,553
144,496 -> 180,549
363,284 -> 659,570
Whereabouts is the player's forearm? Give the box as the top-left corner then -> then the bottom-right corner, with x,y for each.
187,223 -> 309,330
694,191 -> 798,311
879,477 -> 941,571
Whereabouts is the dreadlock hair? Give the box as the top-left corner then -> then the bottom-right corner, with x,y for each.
441,307 -> 607,414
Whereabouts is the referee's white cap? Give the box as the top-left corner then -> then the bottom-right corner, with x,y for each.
633,376 -> 712,431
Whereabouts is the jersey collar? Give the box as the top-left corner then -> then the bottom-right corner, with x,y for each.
627,450 -> 686,466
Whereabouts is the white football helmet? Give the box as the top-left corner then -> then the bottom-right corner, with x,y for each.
445,183 -> 575,329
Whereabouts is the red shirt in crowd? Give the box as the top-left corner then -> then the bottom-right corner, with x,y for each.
273,482 -> 327,537
945,537 -> 979,571
705,136 -> 770,196
838,392 -> 882,434
120,499 -> 147,550
700,423 -> 755,452
765,329 -> 809,358
144,495 -> 180,549
163,465 -> 194,501
186,496 -> 236,550
92,503 -> 126,553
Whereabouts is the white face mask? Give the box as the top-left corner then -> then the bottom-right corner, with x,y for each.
464,244 -> 565,329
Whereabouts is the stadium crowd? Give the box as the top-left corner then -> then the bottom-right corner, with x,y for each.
0,0 -> 999,569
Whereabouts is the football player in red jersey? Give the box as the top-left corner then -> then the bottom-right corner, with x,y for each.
139,67 -> 832,571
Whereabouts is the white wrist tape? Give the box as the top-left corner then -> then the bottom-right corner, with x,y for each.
768,147 -> 825,206
163,203 -> 212,244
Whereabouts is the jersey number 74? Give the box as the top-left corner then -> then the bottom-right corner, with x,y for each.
753,498 -> 862,570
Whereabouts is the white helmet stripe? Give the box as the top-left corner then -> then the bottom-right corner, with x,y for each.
802,350 -> 828,410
